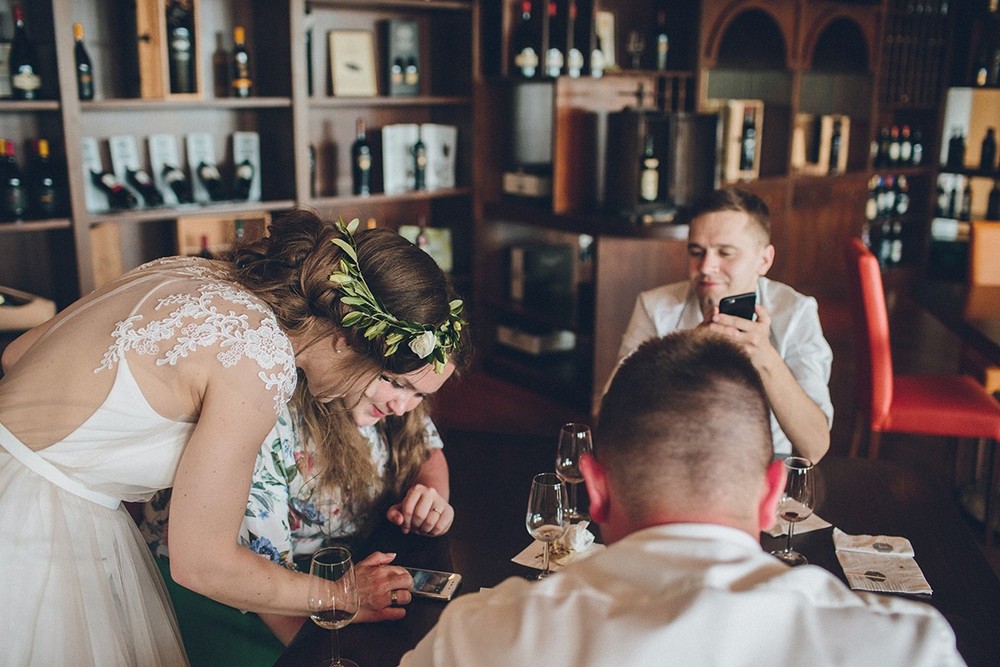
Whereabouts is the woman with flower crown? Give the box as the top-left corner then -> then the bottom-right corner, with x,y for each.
0,210 -> 466,666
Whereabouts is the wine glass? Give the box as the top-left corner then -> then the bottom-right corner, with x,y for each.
556,423 -> 592,522
625,31 -> 646,69
525,472 -> 567,579
771,456 -> 815,567
307,546 -> 360,667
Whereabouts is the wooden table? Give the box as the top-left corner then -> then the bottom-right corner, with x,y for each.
911,280 -> 1000,366
276,447 -> 1000,667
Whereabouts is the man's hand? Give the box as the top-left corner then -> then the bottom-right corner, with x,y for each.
707,304 -> 778,367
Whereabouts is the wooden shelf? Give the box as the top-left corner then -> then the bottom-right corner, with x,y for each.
80,97 -> 292,112
0,218 -> 73,234
83,200 -> 296,227
309,0 -> 471,11
483,200 -> 690,240
309,96 -> 471,109
0,100 -> 60,112
310,188 -> 471,208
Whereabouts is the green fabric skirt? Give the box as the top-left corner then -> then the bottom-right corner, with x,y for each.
155,556 -> 285,667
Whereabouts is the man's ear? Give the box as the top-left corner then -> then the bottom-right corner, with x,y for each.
758,243 -> 775,275
580,452 -> 611,524
758,460 -> 786,532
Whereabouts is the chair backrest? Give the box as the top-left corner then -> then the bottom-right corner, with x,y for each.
969,220 -> 1000,286
844,238 -> 894,429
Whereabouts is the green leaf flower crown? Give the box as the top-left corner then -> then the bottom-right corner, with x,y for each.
328,218 -> 464,374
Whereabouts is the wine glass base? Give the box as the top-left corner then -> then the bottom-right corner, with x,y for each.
534,569 -> 556,580
771,549 -> 808,566
323,660 -> 359,667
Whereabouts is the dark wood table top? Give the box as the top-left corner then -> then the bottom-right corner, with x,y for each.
276,450 -> 1000,667
911,279 -> 1000,366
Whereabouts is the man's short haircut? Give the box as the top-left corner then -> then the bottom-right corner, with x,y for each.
596,330 -> 773,519
686,188 -> 771,243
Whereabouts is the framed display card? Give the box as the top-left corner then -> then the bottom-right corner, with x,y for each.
329,30 -> 378,97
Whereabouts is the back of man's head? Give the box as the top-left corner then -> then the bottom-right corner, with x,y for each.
596,330 -> 773,530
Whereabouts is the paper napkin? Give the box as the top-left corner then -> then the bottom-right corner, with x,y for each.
833,528 -> 932,595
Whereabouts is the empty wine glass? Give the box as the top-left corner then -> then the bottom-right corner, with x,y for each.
307,546 -> 360,667
525,472 -> 567,579
556,423 -> 592,522
771,457 -> 815,567
625,31 -> 646,69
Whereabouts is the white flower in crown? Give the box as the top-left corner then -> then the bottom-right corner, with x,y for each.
409,330 -> 437,359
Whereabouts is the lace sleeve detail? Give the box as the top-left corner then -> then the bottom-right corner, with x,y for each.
96,279 -> 297,414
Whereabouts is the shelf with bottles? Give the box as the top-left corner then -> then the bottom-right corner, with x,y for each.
82,198 -> 295,227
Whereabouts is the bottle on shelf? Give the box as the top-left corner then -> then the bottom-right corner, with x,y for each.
231,26 -> 252,98
212,31 -> 230,98
911,129 -> 924,166
232,159 -> 254,200
878,220 -> 892,265
982,127 -> 997,173
166,0 -> 196,94
639,135 -> 659,202
390,58 -> 404,90
413,128 -> 427,191
946,128 -> 966,171
653,10 -> 669,71
947,181 -> 958,219
10,5 -> 40,100
894,174 -> 910,216
197,161 -> 226,201
934,180 -> 946,218
959,180 -> 972,222
565,0 -> 583,78
197,234 -> 213,259
308,143 -> 317,198
404,57 -> 419,89
351,118 -> 372,196
73,23 -> 94,101
0,139 -> 27,221
125,167 -> 164,207
988,180 -> 1000,220
416,214 -> 429,250
889,221 -> 903,266
879,175 -> 896,218
27,138 -> 59,219
899,125 -> 912,165
828,118 -> 843,175
90,169 -> 137,211
887,125 -> 901,165
874,127 -> 891,168
865,175 -> 880,221
161,163 -> 193,203
544,0 -> 564,78
512,0 -> 540,79
739,107 -> 757,172
305,1 -> 314,96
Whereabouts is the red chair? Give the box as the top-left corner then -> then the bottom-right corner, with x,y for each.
845,237 -> 1000,545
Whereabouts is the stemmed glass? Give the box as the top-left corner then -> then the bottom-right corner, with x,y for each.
555,423 -> 592,522
525,472 -> 567,579
625,31 -> 646,69
771,457 -> 815,567
307,546 -> 360,667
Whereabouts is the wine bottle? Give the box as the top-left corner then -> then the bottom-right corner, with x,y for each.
911,129 -> 924,166
212,31 -> 230,98
982,127 -> 997,173
887,125 -> 901,165
565,0 -> 582,78
875,127 -> 891,168
739,107 -> 757,172
988,180 -> 1000,220
10,5 -> 40,100
308,143 -> 317,198
653,10 -> 669,71
404,57 -> 419,88
351,118 -> 372,196
946,128 -> 966,171
232,26 -> 252,98
959,181 -> 972,222
198,234 -> 213,259
1,139 -> 26,221
73,23 -> 94,101
865,175 -> 879,221
166,0 -> 195,94
889,221 -> 903,266
512,0 -> 540,79
544,0 -> 564,78
391,58 -> 405,89
161,163 -> 193,203
828,118 -> 842,175
197,161 -> 226,201
413,128 -> 427,191
27,138 -> 59,219
125,167 -> 163,206
899,125 -> 913,164
232,159 -> 254,200
894,174 -> 910,216
305,1 -> 314,96
639,135 -> 659,202
91,170 -> 137,210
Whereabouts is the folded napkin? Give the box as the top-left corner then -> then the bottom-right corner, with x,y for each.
512,521 -> 605,572
764,512 -> 832,537
833,528 -> 932,596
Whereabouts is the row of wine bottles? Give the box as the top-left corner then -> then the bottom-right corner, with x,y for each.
0,137 -> 62,222
871,125 -> 925,169
865,173 -> 911,221
510,0 -> 670,79
89,160 -> 256,212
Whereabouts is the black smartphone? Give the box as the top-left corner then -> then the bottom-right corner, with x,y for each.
718,292 -> 756,320
404,567 -> 462,600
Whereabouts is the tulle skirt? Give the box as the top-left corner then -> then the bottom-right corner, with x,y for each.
0,451 -> 188,666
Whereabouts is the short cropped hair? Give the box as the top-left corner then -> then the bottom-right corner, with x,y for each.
686,188 -> 771,243
596,330 -> 773,520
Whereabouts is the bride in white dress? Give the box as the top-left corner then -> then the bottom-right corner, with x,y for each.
0,212 -> 465,666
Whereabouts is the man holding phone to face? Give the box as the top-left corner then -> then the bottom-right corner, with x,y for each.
615,187 -> 833,463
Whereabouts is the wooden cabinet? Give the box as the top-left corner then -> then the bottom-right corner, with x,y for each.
0,0 -> 475,310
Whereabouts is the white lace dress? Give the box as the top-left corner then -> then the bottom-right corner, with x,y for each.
0,258 -> 296,666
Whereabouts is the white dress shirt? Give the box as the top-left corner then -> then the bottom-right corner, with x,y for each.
400,524 -> 964,667
616,277 -> 834,457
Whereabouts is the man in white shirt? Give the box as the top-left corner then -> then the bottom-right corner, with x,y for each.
616,188 -> 832,462
400,330 -> 963,667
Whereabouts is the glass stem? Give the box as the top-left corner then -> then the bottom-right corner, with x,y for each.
784,520 -> 796,554
541,540 -> 551,575
332,628 -> 341,666
567,482 -> 577,517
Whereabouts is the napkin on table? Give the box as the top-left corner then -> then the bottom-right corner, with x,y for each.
512,521 -> 605,571
833,528 -> 932,595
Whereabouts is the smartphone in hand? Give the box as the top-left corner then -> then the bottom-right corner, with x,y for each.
718,292 -> 756,320
405,567 -> 462,600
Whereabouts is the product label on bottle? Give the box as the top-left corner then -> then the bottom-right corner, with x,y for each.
567,49 -> 583,78
545,48 -> 564,78
12,70 -> 40,92
640,161 -> 659,202
357,154 -> 371,171
515,47 -> 539,78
